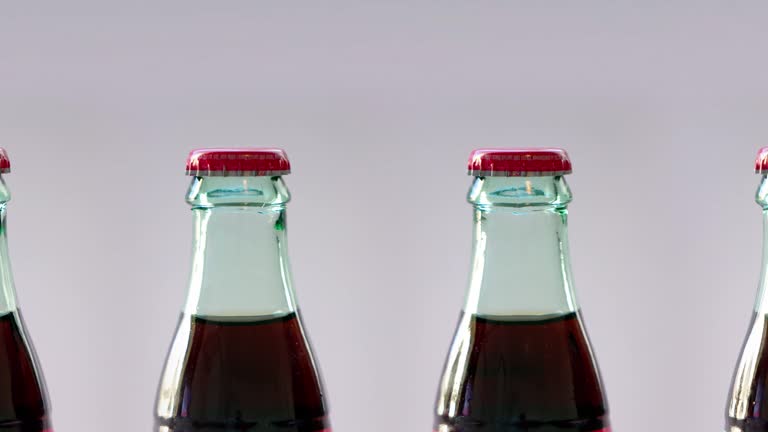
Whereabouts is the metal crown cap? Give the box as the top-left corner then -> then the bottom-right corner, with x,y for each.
186,148 -> 291,176
468,148 -> 572,177
0,149 -> 10,174
756,147 -> 768,174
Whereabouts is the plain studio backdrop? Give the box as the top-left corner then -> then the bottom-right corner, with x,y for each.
1,2 -> 767,431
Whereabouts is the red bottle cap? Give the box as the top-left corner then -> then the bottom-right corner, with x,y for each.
186,148 -> 291,176
468,148 -> 572,177
756,147 -> 768,174
0,149 -> 10,174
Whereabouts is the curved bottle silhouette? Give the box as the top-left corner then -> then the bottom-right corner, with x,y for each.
155,149 -> 330,432
0,149 -> 52,431
434,149 -> 610,432
726,147 -> 768,431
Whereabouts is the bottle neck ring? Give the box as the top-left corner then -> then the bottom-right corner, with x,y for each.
468,175 -> 572,210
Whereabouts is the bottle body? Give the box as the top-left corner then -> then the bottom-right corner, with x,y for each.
155,165 -> 330,432
726,167 -> 768,432
0,169 -> 52,432
434,167 -> 609,432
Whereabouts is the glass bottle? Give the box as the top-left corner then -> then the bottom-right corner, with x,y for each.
0,148 -> 53,432
434,149 -> 610,432
155,148 -> 330,432
726,147 -> 768,431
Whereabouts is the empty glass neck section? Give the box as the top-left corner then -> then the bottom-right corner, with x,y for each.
464,175 -> 578,317
183,176 -> 298,318
753,175 -> 768,314
0,178 -> 16,315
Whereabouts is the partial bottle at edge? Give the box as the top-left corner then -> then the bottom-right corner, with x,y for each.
434,149 -> 610,432
0,149 -> 52,431
726,147 -> 768,431
155,148 -> 330,432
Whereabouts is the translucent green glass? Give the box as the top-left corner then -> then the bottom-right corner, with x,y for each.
155,175 -> 330,432
0,178 -> 17,315
752,176 -> 768,314
726,176 -> 768,430
183,176 -> 296,317
464,175 -> 577,316
0,176 -> 52,431
434,175 -> 609,432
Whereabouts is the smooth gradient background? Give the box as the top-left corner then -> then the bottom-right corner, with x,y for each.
2,2 -> 767,432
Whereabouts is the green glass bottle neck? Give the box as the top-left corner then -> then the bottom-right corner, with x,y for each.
183,176 -> 297,317
0,178 -> 18,315
464,176 -> 579,317
754,176 -> 768,314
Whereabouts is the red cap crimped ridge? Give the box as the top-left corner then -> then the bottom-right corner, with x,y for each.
186,148 -> 291,176
0,149 -> 10,174
468,148 -> 572,177
756,147 -> 768,174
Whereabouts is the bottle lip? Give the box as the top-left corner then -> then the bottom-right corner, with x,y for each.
0,148 -> 10,174
756,147 -> 768,174
186,148 -> 290,177
468,148 -> 572,177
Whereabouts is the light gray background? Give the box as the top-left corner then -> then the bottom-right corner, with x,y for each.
1,2 -> 766,432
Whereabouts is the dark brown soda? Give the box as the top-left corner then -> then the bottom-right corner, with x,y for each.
727,313 -> 768,432
155,312 -> 330,432
0,311 -> 51,432
435,312 -> 609,432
